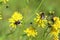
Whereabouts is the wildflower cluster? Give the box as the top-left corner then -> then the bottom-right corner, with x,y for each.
0,0 -> 59,40
0,10 -> 60,39
34,11 -> 60,40
51,17 -> 60,40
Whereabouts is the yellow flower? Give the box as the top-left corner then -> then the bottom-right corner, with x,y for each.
50,17 -> 60,40
50,28 -> 59,40
34,13 -> 47,28
50,28 -> 59,36
24,26 -> 37,37
9,23 -> 16,29
52,17 -> 60,30
9,11 -> 23,29
11,12 -> 23,21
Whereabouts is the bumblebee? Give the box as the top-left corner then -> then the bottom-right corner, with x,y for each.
40,12 -> 45,19
14,20 -> 21,25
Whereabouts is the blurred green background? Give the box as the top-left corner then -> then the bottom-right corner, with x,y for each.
0,0 -> 60,40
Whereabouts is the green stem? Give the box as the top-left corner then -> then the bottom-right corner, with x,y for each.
40,27 -> 48,40
26,0 -> 45,22
35,0 -> 45,12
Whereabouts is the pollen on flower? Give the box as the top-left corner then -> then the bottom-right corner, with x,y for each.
9,11 -> 23,29
24,26 -> 37,37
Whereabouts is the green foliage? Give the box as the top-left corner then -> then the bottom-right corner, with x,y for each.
0,0 -> 60,40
